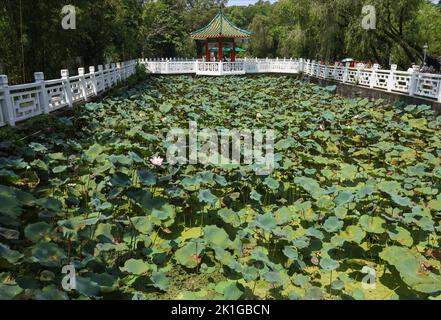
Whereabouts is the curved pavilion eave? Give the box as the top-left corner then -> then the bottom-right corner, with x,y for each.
190,12 -> 251,61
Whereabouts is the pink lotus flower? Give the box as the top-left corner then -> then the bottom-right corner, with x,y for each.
150,156 -> 164,167
311,256 -> 320,266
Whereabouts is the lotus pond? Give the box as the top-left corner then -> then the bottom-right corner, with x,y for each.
0,75 -> 441,300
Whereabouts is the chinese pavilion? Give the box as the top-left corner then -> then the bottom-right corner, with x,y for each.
190,12 -> 252,62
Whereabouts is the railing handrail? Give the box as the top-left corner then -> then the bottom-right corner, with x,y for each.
0,59 -> 138,127
2,57 -> 440,129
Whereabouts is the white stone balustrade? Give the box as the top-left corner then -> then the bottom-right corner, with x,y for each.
1,57 -> 440,128
140,58 -> 441,104
0,60 -> 137,127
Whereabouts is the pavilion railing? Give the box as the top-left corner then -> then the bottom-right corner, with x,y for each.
0,60 -> 137,127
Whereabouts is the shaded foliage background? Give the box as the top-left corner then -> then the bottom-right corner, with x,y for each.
0,0 -> 440,83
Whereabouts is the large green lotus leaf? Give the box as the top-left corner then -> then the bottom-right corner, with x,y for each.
0,243 -> 23,264
334,190 -> 354,207
359,215 -> 386,234
131,216 -> 153,234
0,227 -> 19,240
110,172 -> 132,187
151,272 -> 169,291
33,285 -> 69,300
37,197 -> 63,212
88,273 -> 117,293
323,217 -> 344,233
292,273 -> 309,288
414,216 -> 435,232
303,287 -> 324,300
406,164 -> 428,177
255,213 -> 278,232
334,206 -> 348,219
180,227 -> 203,242
390,193 -> 413,208
24,222 -> 52,243
204,225 -> 231,249
407,118 -> 428,129
48,152 -> 65,160
331,235 -> 346,247
175,240 -> 204,269
128,151 -> 145,164
250,190 -> 262,202
274,206 -> 292,224
356,185 -> 374,199
380,246 -> 441,294
352,288 -> 365,300
316,196 -> 335,210
52,165 -> 67,174
340,225 -> 366,244
127,190 -> 152,209
306,227 -> 324,240
84,143 -> 105,161
282,246 -> 298,260
137,169 -> 157,186
250,246 -> 274,268
294,177 -> 325,199
263,271 -> 285,286
263,177 -> 280,190
0,169 -> 20,183
31,242 -> 66,267
94,223 -> 114,242
292,236 -> 310,250
428,195 -> 441,211
241,266 -> 259,282
378,180 -> 402,194
217,208 -> 241,227
320,257 -> 340,271
181,176 -> 200,191
331,279 -> 345,291
0,283 -> 23,300
151,204 -> 176,222
108,154 -> 133,166
214,174 -> 228,186
31,159 -> 48,171
120,259 -> 150,275
198,189 -> 218,206
29,142 -> 47,153
76,276 -> 101,297
215,281 -> 243,300
159,102 -> 173,113
339,164 -> 358,181
0,185 -> 35,218
387,226 -> 413,247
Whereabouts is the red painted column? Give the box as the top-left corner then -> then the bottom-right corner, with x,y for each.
218,37 -> 223,61
232,39 -> 236,62
205,39 -> 210,61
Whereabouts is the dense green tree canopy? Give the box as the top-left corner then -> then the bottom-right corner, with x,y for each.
0,0 -> 440,83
